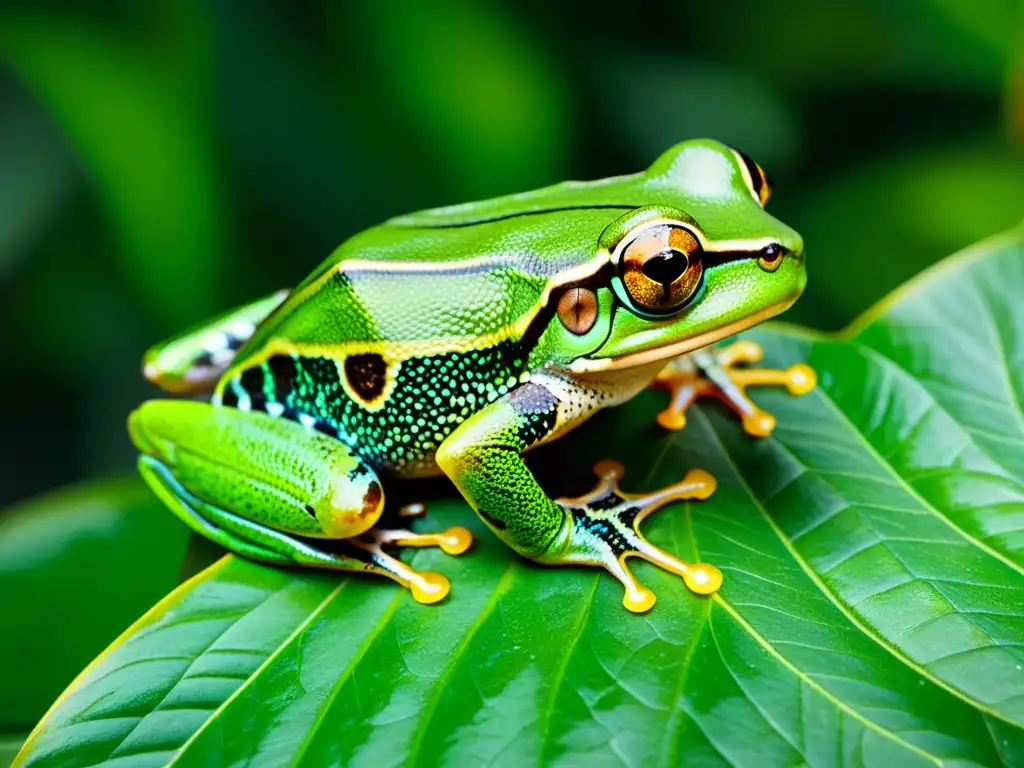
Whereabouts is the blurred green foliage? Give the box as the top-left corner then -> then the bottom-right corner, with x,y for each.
1,0 -> 1022,507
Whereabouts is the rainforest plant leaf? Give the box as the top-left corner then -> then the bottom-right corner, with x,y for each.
14,228 -> 1024,767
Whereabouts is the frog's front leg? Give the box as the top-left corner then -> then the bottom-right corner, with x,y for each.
143,290 -> 289,395
436,379 -> 721,614
129,400 -> 471,604
652,339 -> 816,437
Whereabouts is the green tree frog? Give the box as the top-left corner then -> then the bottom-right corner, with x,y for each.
130,139 -> 815,613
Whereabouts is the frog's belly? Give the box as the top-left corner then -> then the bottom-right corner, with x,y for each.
530,360 -> 667,448
387,360 -> 667,480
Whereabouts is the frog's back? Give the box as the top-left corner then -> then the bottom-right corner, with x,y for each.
236,173 -> 651,357
233,137 -> 752,355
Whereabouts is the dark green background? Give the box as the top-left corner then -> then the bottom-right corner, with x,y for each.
2,0 -> 1023,506
0,0 -> 1022,744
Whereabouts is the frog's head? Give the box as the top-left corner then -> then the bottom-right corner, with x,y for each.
535,139 -> 805,374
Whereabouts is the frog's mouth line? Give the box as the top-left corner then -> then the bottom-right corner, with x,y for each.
565,300 -> 792,375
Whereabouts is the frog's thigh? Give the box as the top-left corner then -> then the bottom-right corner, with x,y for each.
130,399 -> 383,540
130,400 -> 457,603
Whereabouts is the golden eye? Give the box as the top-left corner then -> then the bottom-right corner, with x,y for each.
557,287 -> 598,335
730,146 -> 772,207
620,224 -> 704,313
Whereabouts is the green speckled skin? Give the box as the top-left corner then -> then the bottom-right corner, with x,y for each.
437,382 -> 565,556
130,400 -> 381,538
130,139 -> 810,610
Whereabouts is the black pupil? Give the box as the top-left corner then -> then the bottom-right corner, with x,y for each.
641,248 -> 689,290
761,244 -> 782,262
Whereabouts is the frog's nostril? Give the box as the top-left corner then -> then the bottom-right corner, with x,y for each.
641,248 -> 690,285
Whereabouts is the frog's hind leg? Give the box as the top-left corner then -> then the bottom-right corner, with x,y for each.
142,289 -> 289,395
131,400 -> 470,603
139,458 -> 460,604
652,339 -> 816,437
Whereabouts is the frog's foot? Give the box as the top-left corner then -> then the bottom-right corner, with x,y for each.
341,523 -> 473,605
652,340 -> 816,437
546,460 -> 722,614
361,524 -> 473,554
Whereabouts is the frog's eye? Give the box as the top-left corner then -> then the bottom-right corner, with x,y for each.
620,223 -> 704,314
557,287 -> 598,335
757,243 -> 785,272
730,146 -> 772,207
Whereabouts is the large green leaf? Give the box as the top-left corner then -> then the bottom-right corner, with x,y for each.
0,479 -> 188,729
14,227 -> 1024,767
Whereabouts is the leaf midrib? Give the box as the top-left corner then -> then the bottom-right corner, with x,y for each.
105,587 -> 292,763
658,511 -> 720,768
13,559 -> 237,767
535,574 -> 600,766
639,407 -> 934,764
406,562 -> 518,768
286,586 -> 405,768
711,596 -> 943,767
